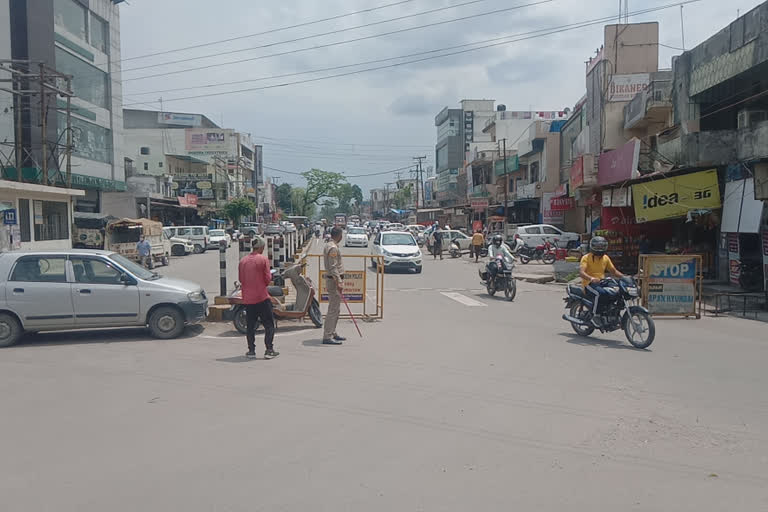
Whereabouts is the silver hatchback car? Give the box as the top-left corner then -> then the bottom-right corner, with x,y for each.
0,250 -> 208,347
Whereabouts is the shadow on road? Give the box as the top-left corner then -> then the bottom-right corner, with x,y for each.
301,339 -> 343,348
12,325 -> 206,348
559,332 -> 650,352
216,355 -> 267,363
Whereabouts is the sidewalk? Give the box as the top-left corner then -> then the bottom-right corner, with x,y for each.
702,281 -> 768,322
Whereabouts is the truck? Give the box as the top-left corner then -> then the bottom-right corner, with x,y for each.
105,218 -> 171,269
334,213 -> 347,228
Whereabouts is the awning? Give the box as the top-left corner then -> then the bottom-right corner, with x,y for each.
721,178 -> 764,233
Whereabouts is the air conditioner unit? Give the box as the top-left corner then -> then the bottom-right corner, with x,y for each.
737,108 -> 768,130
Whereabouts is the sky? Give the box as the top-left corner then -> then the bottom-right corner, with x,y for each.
118,0 -> 766,194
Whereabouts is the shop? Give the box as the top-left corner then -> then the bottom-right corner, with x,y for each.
720,176 -> 766,291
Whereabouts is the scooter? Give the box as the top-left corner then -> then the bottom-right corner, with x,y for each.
449,240 -> 462,258
230,259 -> 323,334
479,254 -> 517,301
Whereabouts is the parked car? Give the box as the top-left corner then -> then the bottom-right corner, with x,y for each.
426,229 -> 472,252
344,226 -> 369,248
240,222 -> 260,236
514,224 -> 580,248
0,250 -> 208,347
207,229 -> 231,249
163,226 -> 210,254
264,223 -> 284,235
280,221 -> 297,233
371,231 -> 422,273
169,235 -> 194,256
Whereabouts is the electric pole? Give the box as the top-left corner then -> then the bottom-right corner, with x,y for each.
384,182 -> 394,212
412,156 -> 426,210
499,138 -> 509,227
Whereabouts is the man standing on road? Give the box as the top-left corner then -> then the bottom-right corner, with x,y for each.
432,223 -> 444,260
322,227 -> 346,345
238,236 -> 279,359
136,236 -> 151,268
471,229 -> 485,262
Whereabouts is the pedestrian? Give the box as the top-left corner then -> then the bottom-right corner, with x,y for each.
471,229 -> 485,262
432,224 -> 443,260
238,236 -> 279,359
136,235 -> 152,268
322,226 -> 346,345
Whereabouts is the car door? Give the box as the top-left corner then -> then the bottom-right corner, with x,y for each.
525,226 -> 543,246
541,225 -> 562,246
455,232 -> 472,250
69,256 -> 141,327
7,255 -> 74,329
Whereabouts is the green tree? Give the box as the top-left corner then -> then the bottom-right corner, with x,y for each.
392,185 -> 412,209
223,197 -> 256,227
294,168 -> 347,215
333,183 -> 364,214
275,183 -> 293,212
290,187 -> 317,217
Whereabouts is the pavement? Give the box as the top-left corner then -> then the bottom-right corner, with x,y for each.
2,236 -> 768,511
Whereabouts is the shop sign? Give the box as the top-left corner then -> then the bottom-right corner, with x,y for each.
601,207 -> 636,230
763,231 -> 768,291
542,192 -> 564,225
550,196 -> 574,211
184,194 -> 198,206
470,198 -> 489,211
632,169 -> 721,223
598,138 -> 640,186
554,183 -> 567,197
612,187 -> 630,207
607,73 -> 650,102
158,112 -> 202,127
319,270 -> 365,303
33,200 -> 43,225
602,189 -> 612,207
518,182 -> 537,199
3,209 -> 17,225
728,233 -> 740,285
643,255 -> 698,315
185,128 -> 231,153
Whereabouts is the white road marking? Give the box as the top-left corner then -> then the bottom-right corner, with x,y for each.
440,291 -> 487,307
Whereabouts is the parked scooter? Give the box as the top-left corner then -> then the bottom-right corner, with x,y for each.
517,239 -> 557,265
449,240 -> 462,258
230,259 -> 322,334
479,254 -> 517,301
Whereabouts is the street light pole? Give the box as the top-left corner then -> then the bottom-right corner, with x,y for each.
502,138 -> 508,226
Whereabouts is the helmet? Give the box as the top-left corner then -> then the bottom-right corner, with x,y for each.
590,236 -> 608,255
492,234 -> 503,247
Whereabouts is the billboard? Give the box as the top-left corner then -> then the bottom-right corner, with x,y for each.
158,112 -> 201,127
631,169 -> 721,223
608,74 -> 650,102
185,129 -> 231,153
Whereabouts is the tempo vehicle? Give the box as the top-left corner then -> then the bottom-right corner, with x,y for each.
107,218 -> 170,268
0,250 -> 208,347
371,231 -> 422,273
344,226 -> 369,247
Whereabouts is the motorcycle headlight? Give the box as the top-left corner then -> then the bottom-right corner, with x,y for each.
626,287 -> 639,297
188,291 -> 205,302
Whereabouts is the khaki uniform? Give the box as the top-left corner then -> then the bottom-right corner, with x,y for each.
322,240 -> 345,339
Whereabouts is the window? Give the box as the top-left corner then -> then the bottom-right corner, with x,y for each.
177,228 -> 191,237
34,201 -> 69,241
57,116 -> 113,163
55,48 -> 109,108
10,256 -> 68,283
71,257 -> 123,285
143,163 -> 149,171
19,198 -> 31,242
192,228 -> 204,236
140,147 -> 150,155
158,162 -> 163,168
54,0 -> 87,41
90,15 -> 108,54
542,226 -> 560,235
525,227 -> 542,234
530,161 -> 540,183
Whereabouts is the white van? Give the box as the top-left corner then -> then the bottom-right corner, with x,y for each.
163,226 -> 209,253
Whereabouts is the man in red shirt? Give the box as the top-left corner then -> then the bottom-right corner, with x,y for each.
238,236 -> 278,359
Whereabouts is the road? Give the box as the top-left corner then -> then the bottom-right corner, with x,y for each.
2,236 -> 768,511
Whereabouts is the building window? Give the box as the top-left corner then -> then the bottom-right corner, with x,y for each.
19,199 -> 31,242
140,147 -> 150,155
143,163 -> 149,171
53,0 -> 88,41
90,15 -> 108,54
158,162 -> 163,168
530,161 -> 540,183
33,201 -> 69,242
55,48 -> 109,108
58,116 -> 113,164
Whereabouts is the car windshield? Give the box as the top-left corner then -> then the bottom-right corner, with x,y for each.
210,229 -> 225,236
348,227 -> 366,234
382,233 -> 416,246
108,253 -> 158,280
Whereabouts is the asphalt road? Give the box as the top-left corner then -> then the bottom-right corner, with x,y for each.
2,235 -> 768,511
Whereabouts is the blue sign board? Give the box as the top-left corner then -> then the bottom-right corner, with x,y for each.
3,209 -> 17,225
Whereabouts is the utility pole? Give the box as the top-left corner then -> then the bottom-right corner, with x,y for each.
384,182 -> 394,212
412,156 -> 426,210
501,138 -> 508,225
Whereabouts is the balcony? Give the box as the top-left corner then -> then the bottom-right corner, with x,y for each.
657,130 -> 737,168
624,80 -> 673,131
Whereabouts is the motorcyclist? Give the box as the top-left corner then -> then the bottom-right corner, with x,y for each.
579,236 -> 625,327
487,234 -> 514,278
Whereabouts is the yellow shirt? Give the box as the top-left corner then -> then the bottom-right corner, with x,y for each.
580,253 -> 617,287
471,233 -> 485,246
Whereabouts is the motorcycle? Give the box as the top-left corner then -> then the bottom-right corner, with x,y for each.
562,276 -> 656,349
479,254 -> 517,301
230,259 -> 323,334
517,240 -> 556,265
449,240 -> 462,258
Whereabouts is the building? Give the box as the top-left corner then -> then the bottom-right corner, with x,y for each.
369,188 -> 387,217
0,0 -> 124,251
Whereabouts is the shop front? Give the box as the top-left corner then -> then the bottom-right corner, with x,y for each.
720,176 -> 766,290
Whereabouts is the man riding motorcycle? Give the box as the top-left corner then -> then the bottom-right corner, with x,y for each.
487,234 -> 514,278
579,236 -> 625,327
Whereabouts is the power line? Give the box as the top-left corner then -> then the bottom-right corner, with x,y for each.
124,0 -> 700,106
122,0 -> 501,73
122,0 -> 552,82
251,134 -> 432,149
264,164 -> 415,178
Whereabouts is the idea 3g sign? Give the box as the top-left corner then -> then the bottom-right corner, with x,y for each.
632,170 -> 721,222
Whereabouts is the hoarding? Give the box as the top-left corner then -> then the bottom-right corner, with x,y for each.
632,169 -> 721,223
158,112 -> 202,127
608,73 -> 650,102
185,129 -> 231,153
542,192 -> 564,225
598,138 -> 640,186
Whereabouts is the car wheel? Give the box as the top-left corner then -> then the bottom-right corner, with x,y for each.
193,244 -> 203,254
162,254 -> 170,266
171,245 -> 185,256
148,306 -> 185,339
0,313 -> 23,347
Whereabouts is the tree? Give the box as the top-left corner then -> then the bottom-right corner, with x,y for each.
290,187 -> 316,217
294,168 -> 347,215
275,183 -> 293,212
223,197 -> 256,227
392,185 -> 412,210
333,183 -> 365,214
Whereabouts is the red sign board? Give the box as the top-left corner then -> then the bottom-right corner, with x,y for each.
470,198 -> 489,211
570,156 -> 584,190
550,196 -> 575,211
178,194 -> 199,207
598,138 -> 640,186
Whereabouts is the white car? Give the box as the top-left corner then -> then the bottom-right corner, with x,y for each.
372,231 -> 422,273
344,226 -> 369,247
207,229 -> 231,249
514,224 -> 580,248
169,236 -> 194,256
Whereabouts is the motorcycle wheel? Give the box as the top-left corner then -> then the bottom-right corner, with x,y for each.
309,299 -> 323,328
504,278 -> 517,301
624,310 -> 655,349
542,253 -> 556,265
234,307 -> 254,334
570,303 -> 595,336
519,254 -> 531,264
486,281 -> 496,296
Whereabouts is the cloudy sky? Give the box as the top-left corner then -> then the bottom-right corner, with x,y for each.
119,0 -> 764,193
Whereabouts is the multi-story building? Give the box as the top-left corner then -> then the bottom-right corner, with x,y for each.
369,188 -> 387,217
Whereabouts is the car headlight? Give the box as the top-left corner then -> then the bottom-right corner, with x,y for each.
381,248 -> 391,256
415,250 -> 422,258
188,291 -> 205,301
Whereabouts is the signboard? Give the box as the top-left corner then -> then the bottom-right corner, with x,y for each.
550,196 -> 574,211
3,209 -> 17,225
643,255 -> 699,316
319,270 -> 365,303
518,182 -> 537,199
178,194 -> 199,207
158,112 -> 202,127
569,155 -> 584,191
763,230 -> 768,292
185,129 -> 230,153
598,138 -> 640,186
728,233 -> 740,285
632,169 -> 721,223
608,73 -> 650,102
611,187 -> 630,207
33,200 -> 43,225
542,192 -> 564,225
424,180 -> 433,202
602,189 -> 612,207
196,181 -> 212,190
470,198 -> 489,211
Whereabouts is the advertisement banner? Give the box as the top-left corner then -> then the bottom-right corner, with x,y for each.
598,138 -> 640,186
632,169 -> 721,223
319,270 -> 365,303
158,112 -> 202,127
728,233 -> 740,285
470,198 -> 489,211
608,73 -> 650,102
643,256 -> 698,315
612,187 -> 630,207
550,196 -> 574,211
542,192 -> 564,225
185,129 -> 230,152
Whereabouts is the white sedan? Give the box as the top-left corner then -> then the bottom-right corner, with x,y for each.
344,227 -> 369,247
